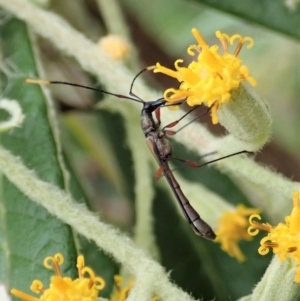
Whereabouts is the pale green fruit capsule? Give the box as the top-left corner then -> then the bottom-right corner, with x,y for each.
217,84 -> 272,150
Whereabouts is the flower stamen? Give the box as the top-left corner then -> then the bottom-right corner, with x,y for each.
10,289 -> 38,301
191,28 -> 207,48
248,214 -> 273,235
77,254 -> 85,277
30,280 -> 44,294
43,253 -> 64,277
215,30 -> 228,53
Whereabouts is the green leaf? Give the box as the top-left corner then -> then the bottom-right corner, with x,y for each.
0,13 -> 77,296
193,0 -> 300,40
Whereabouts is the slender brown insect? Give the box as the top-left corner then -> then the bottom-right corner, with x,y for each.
26,68 -> 249,240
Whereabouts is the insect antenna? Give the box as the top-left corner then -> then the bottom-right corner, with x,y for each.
25,77 -> 144,104
128,66 -> 154,101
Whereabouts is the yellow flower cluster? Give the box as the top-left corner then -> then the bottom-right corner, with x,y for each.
11,254 -> 159,301
11,253 -> 105,301
154,28 -> 256,124
215,205 -> 260,261
248,192 -> 300,283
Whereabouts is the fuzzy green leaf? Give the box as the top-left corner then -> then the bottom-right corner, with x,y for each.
0,14 -> 77,296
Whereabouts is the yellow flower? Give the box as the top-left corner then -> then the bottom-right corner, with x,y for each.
11,253 -> 105,301
215,205 -> 260,262
110,275 -> 158,301
98,35 -> 130,60
248,192 -> 300,283
153,28 -> 256,124
110,275 -> 134,301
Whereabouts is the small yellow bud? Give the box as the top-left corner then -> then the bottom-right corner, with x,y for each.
98,35 -> 130,60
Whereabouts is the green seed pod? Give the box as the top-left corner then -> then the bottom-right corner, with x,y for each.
217,84 -> 272,150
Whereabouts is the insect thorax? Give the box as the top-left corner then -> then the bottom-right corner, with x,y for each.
155,135 -> 173,161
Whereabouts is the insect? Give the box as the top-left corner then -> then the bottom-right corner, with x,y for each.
26,68 -> 248,240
